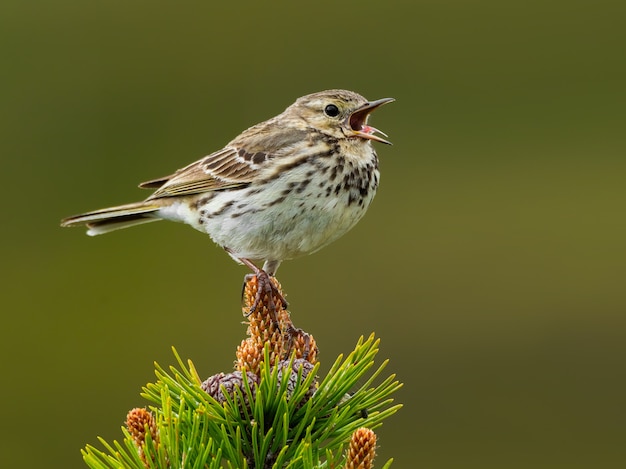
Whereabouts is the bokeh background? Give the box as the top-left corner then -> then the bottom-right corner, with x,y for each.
2,1 -> 625,467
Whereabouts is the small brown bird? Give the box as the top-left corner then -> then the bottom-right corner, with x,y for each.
62,90 -> 393,304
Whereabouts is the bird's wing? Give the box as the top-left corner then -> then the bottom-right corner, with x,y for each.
143,125 -> 310,199
144,147 -> 256,198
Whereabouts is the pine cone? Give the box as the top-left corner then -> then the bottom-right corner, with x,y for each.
201,371 -> 258,409
274,358 -> 318,408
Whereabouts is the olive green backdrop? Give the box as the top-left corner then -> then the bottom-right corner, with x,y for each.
2,1 -> 625,468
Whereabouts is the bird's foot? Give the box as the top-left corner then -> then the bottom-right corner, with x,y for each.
236,260 -> 287,324
244,270 -> 287,319
282,325 -> 314,361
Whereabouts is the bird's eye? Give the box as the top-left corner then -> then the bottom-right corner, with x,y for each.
324,104 -> 340,117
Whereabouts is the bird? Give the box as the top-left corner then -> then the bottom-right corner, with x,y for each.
61,89 -> 393,310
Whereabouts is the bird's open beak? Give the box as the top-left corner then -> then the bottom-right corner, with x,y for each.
346,97 -> 395,145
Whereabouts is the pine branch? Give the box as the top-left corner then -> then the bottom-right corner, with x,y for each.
82,276 -> 402,468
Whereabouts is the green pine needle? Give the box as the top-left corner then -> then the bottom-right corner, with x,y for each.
83,333 -> 402,468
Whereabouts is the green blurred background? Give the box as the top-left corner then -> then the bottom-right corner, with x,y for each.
2,0 -> 625,467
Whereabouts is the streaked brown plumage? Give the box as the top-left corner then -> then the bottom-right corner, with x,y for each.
61,90 -> 393,282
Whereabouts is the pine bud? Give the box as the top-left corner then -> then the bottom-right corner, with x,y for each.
345,427 -> 377,469
125,407 -> 158,468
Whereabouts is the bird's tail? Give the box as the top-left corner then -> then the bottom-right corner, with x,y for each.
60,201 -> 162,236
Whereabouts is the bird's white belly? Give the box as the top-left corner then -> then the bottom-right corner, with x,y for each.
209,188 -> 371,261
159,176 -> 375,262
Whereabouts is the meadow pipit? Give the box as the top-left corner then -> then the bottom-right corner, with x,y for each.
62,90 -> 393,306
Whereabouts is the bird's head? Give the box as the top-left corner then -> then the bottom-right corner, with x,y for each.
287,90 -> 394,145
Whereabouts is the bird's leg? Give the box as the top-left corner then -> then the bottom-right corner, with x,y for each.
260,259 -> 288,309
244,268 -> 277,318
225,249 -> 286,319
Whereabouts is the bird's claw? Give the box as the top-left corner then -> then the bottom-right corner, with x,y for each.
242,271 -> 287,322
